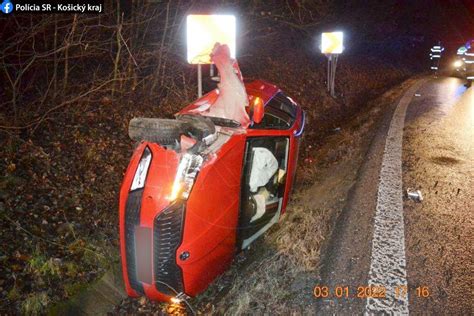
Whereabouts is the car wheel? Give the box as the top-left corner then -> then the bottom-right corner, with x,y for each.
129,115 -> 217,148
128,117 -> 185,145
177,114 -> 216,143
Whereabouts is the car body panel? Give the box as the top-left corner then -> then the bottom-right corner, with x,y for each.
176,133 -> 246,295
119,143 -> 180,300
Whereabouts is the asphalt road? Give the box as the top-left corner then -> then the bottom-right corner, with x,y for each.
316,77 -> 473,315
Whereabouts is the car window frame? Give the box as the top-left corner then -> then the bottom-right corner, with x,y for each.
250,92 -> 297,130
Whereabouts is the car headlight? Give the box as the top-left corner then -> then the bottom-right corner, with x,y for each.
169,153 -> 203,201
130,147 -> 152,191
454,60 -> 463,68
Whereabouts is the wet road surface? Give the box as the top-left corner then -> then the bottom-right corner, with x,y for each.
403,77 -> 473,314
316,77 -> 473,315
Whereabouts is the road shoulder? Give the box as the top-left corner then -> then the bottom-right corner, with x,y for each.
315,78 -> 425,315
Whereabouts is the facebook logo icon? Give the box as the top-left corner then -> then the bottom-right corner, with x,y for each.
1,0 -> 13,14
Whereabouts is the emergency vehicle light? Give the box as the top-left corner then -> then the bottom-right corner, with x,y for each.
453,60 -> 463,68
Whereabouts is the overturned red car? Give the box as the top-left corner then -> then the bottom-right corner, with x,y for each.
119,44 -> 305,303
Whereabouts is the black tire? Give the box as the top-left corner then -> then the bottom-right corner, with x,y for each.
205,116 -> 241,128
128,118 -> 185,145
129,115 -> 217,148
177,114 -> 216,141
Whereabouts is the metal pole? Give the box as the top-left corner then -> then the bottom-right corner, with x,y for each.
331,54 -> 334,94
327,55 -> 331,92
331,55 -> 338,97
197,64 -> 202,97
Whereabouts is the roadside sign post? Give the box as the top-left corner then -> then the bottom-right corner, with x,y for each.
321,32 -> 344,97
186,14 -> 236,98
197,64 -> 203,97
326,54 -> 339,97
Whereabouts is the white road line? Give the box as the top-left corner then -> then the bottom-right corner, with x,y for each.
365,80 -> 427,315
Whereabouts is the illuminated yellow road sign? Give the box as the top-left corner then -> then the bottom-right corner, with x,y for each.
321,32 -> 344,54
186,15 -> 236,64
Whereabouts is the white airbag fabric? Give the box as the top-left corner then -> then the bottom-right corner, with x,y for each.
249,147 -> 278,193
250,193 -> 266,223
206,43 -> 250,127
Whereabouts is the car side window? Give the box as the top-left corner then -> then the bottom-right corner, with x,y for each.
250,93 -> 296,130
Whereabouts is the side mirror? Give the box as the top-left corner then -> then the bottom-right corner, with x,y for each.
252,97 -> 264,124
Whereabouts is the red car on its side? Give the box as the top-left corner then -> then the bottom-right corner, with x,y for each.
119,79 -> 305,303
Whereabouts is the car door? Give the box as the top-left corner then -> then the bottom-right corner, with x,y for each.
237,93 -> 297,249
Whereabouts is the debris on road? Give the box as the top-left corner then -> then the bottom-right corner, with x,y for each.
406,188 -> 423,202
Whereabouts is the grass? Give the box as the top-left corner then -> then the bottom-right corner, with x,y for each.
224,208 -> 324,314
63,282 -> 89,298
27,252 -> 61,279
22,292 -> 50,316
17,240 -> 114,312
